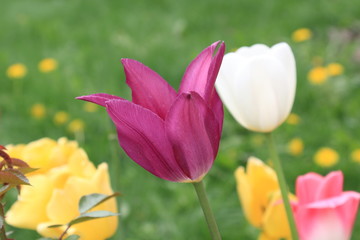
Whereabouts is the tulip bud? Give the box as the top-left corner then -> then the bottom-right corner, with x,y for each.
216,43 -> 296,132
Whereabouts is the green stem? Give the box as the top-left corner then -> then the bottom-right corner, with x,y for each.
0,201 -> 6,240
266,132 -> 299,240
192,180 -> 222,240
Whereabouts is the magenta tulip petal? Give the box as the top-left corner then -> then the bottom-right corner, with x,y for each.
105,99 -> 189,182
76,93 -> 124,107
165,92 -> 220,180
179,41 -> 225,103
209,90 -> 224,132
121,59 -> 177,119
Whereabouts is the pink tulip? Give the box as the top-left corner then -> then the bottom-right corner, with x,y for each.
77,41 -> 225,182
294,171 -> 360,240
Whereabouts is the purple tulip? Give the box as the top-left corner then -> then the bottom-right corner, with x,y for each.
77,41 -> 225,182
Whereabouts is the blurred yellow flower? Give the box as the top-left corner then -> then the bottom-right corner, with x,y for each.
38,58 -> 58,73
351,149 -> 360,163
6,138 -> 118,240
235,157 -> 291,239
7,63 -> 27,79
327,62 -> 344,76
286,113 -> 300,125
68,119 -> 85,133
288,138 -> 304,156
83,102 -> 99,113
314,147 -> 339,167
53,111 -> 69,125
308,66 -> 328,85
31,103 -> 46,119
291,28 -> 312,42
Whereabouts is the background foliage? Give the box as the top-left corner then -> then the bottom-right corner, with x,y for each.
1,0 -> 360,239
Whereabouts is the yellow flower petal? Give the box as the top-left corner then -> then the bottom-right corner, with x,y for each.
46,163 -> 117,240
291,28 -> 312,42
7,63 -> 27,78
235,157 -> 279,227
308,66 -> 328,85
6,138 -> 118,240
6,175 -> 54,229
38,58 -> 58,73
68,119 -> 85,133
314,147 -> 339,167
351,149 -> 360,163
31,103 -> 46,119
37,222 -> 72,239
21,138 -> 57,173
327,62 -> 344,76
288,138 -> 304,156
286,113 -> 300,125
53,111 -> 69,125
68,149 -> 96,178
262,191 -> 294,239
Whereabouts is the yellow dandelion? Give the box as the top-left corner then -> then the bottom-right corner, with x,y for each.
7,63 -> 27,79
83,102 -> 99,113
68,119 -> 85,133
288,138 -> 304,156
38,58 -> 58,73
327,63 -> 344,76
286,113 -> 300,125
308,66 -> 328,85
53,111 -> 69,125
291,28 -> 312,42
314,147 -> 339,167
30,103 -> 46,119
351,149 -> 360,163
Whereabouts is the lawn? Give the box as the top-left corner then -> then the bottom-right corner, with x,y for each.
1,0 -> 360,239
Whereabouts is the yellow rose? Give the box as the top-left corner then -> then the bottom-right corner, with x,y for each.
235,157 -> 292,239
6,138 -> 118,240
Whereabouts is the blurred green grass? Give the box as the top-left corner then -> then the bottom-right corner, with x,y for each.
1,0 -> 360,239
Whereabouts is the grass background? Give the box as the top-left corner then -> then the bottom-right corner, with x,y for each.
1,0 -> 360,239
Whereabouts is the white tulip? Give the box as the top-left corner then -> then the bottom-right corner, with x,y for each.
215,42 -> 296,132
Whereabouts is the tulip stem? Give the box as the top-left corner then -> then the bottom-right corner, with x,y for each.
192,180 -> 222,240
266,132 -> 299,240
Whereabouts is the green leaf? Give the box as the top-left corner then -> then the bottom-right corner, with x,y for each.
65,235 -> 80,240
69,211 -> 119,227
16,167 -> 39,174
0,184 -> 14,195
78,192 -> 120,214
37,238 -> 55,240
0,169 -> 30,185
47,224 -> 64,228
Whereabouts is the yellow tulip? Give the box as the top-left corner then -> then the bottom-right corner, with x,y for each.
6,138 -> 118,240
235,157 -> 279,227
235,157 -> 293,239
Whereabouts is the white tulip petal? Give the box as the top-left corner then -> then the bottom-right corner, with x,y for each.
235,56 -> 288,132
270,42 -> 296,117
216,42 -> 296,132
215,53 -> 245,123
235,44 -> 269,57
